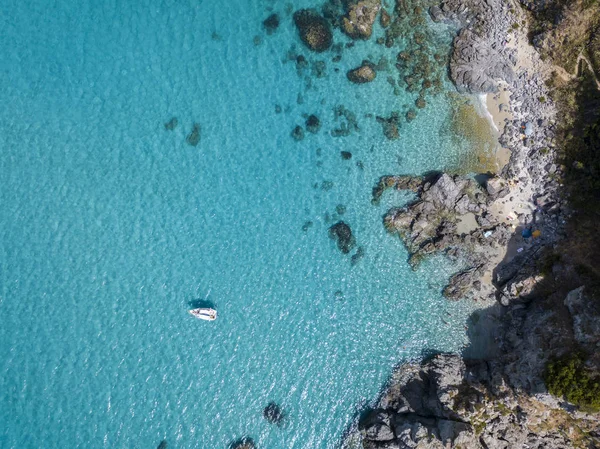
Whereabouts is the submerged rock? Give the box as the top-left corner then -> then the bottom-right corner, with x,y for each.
347,61 -> 376,83
293,9 -> 333,52
291,125 -> 305,141
341,151 -> 352,160
157,440 -> 167,449
263,13 -> 279,34
380,8 -> 391,28
329,221 -> 356,254
305,114 -> 321,133
263,402 -> 285,425
229,437 -> 256,449
164,117 -> 178,131
351,246 -> 365,265
186,123 -> 201,146
341,0 -> 382,40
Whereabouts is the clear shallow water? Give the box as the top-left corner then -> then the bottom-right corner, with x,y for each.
0,1 -> 475,448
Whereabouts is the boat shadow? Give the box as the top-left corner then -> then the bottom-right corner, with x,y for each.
187,298 -> 216,309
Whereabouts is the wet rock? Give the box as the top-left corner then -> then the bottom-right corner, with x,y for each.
443,265 -> 485,300
376,113 -> 401,140
293,9 -> 333,52
263,13 -> 280,34
263,402 -> 285,426
186,123 -> 201,146
416,97 -> 426,109
306,114 -> 321,133
164,117 -> 178,131
347,61 -> 376,83
341,151 -> 352,160
291,125 -> 305,141
406,109 -> 417,122
329,221 -> 356,254
157,441 -> 167,449
341,0 -> 382,40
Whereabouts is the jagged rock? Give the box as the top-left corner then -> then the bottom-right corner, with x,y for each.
329,221 -> 356,254
341,0 -> 382,40
450,29 -> 514,93
444,266 -> 485,300
486,177 -> 510,200
422,174 -> 461,209
263,13 -> 279,34
347,61 -> 376,83
293,9 -> 333,52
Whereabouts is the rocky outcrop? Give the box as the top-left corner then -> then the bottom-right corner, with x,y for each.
431,0 -> 516,94
357,354 -> 578,449
293,9 -> 333,52
347,61 -> 376,83
450,29 -> 514,94
341,0 -> 381,40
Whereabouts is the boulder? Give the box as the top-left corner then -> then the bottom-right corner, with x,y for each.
293,9 -> 333,52
347,61 -> 376,83
450,29 -> 514,94
291,125 -> 305,141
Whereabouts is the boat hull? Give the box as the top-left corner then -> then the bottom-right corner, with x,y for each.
189,308 -> 217,321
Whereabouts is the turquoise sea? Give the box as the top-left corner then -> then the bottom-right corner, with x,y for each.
0,0 -> 480,448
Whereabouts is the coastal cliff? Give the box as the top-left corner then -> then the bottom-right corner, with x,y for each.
350,0 -> 600,447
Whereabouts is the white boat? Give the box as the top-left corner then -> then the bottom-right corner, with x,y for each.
189,308 -> 217,321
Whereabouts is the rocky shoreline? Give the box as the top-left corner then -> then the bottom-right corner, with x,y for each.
346,0 -> 600,447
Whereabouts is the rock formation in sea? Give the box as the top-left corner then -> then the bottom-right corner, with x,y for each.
344,0 -> 600,446
262,13 -> 279,35
340,0 -> 381,40
329,221 -> 356,254
347,61 -> 376,84
293,9 -> 333,52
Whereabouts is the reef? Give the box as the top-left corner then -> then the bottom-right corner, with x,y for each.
293,9 -> 333,52
262,13 -> 279,34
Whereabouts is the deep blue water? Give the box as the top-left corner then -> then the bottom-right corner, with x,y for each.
0,0 -> 477,448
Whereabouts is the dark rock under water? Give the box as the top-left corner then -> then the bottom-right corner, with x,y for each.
263,401 -> 285,425
329,221 -> 356,254
293,9 -> 333,52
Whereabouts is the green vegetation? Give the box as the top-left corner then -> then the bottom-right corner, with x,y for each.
545,354 -> 600,412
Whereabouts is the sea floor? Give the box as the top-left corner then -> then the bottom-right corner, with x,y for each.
1,0 -> 488,448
